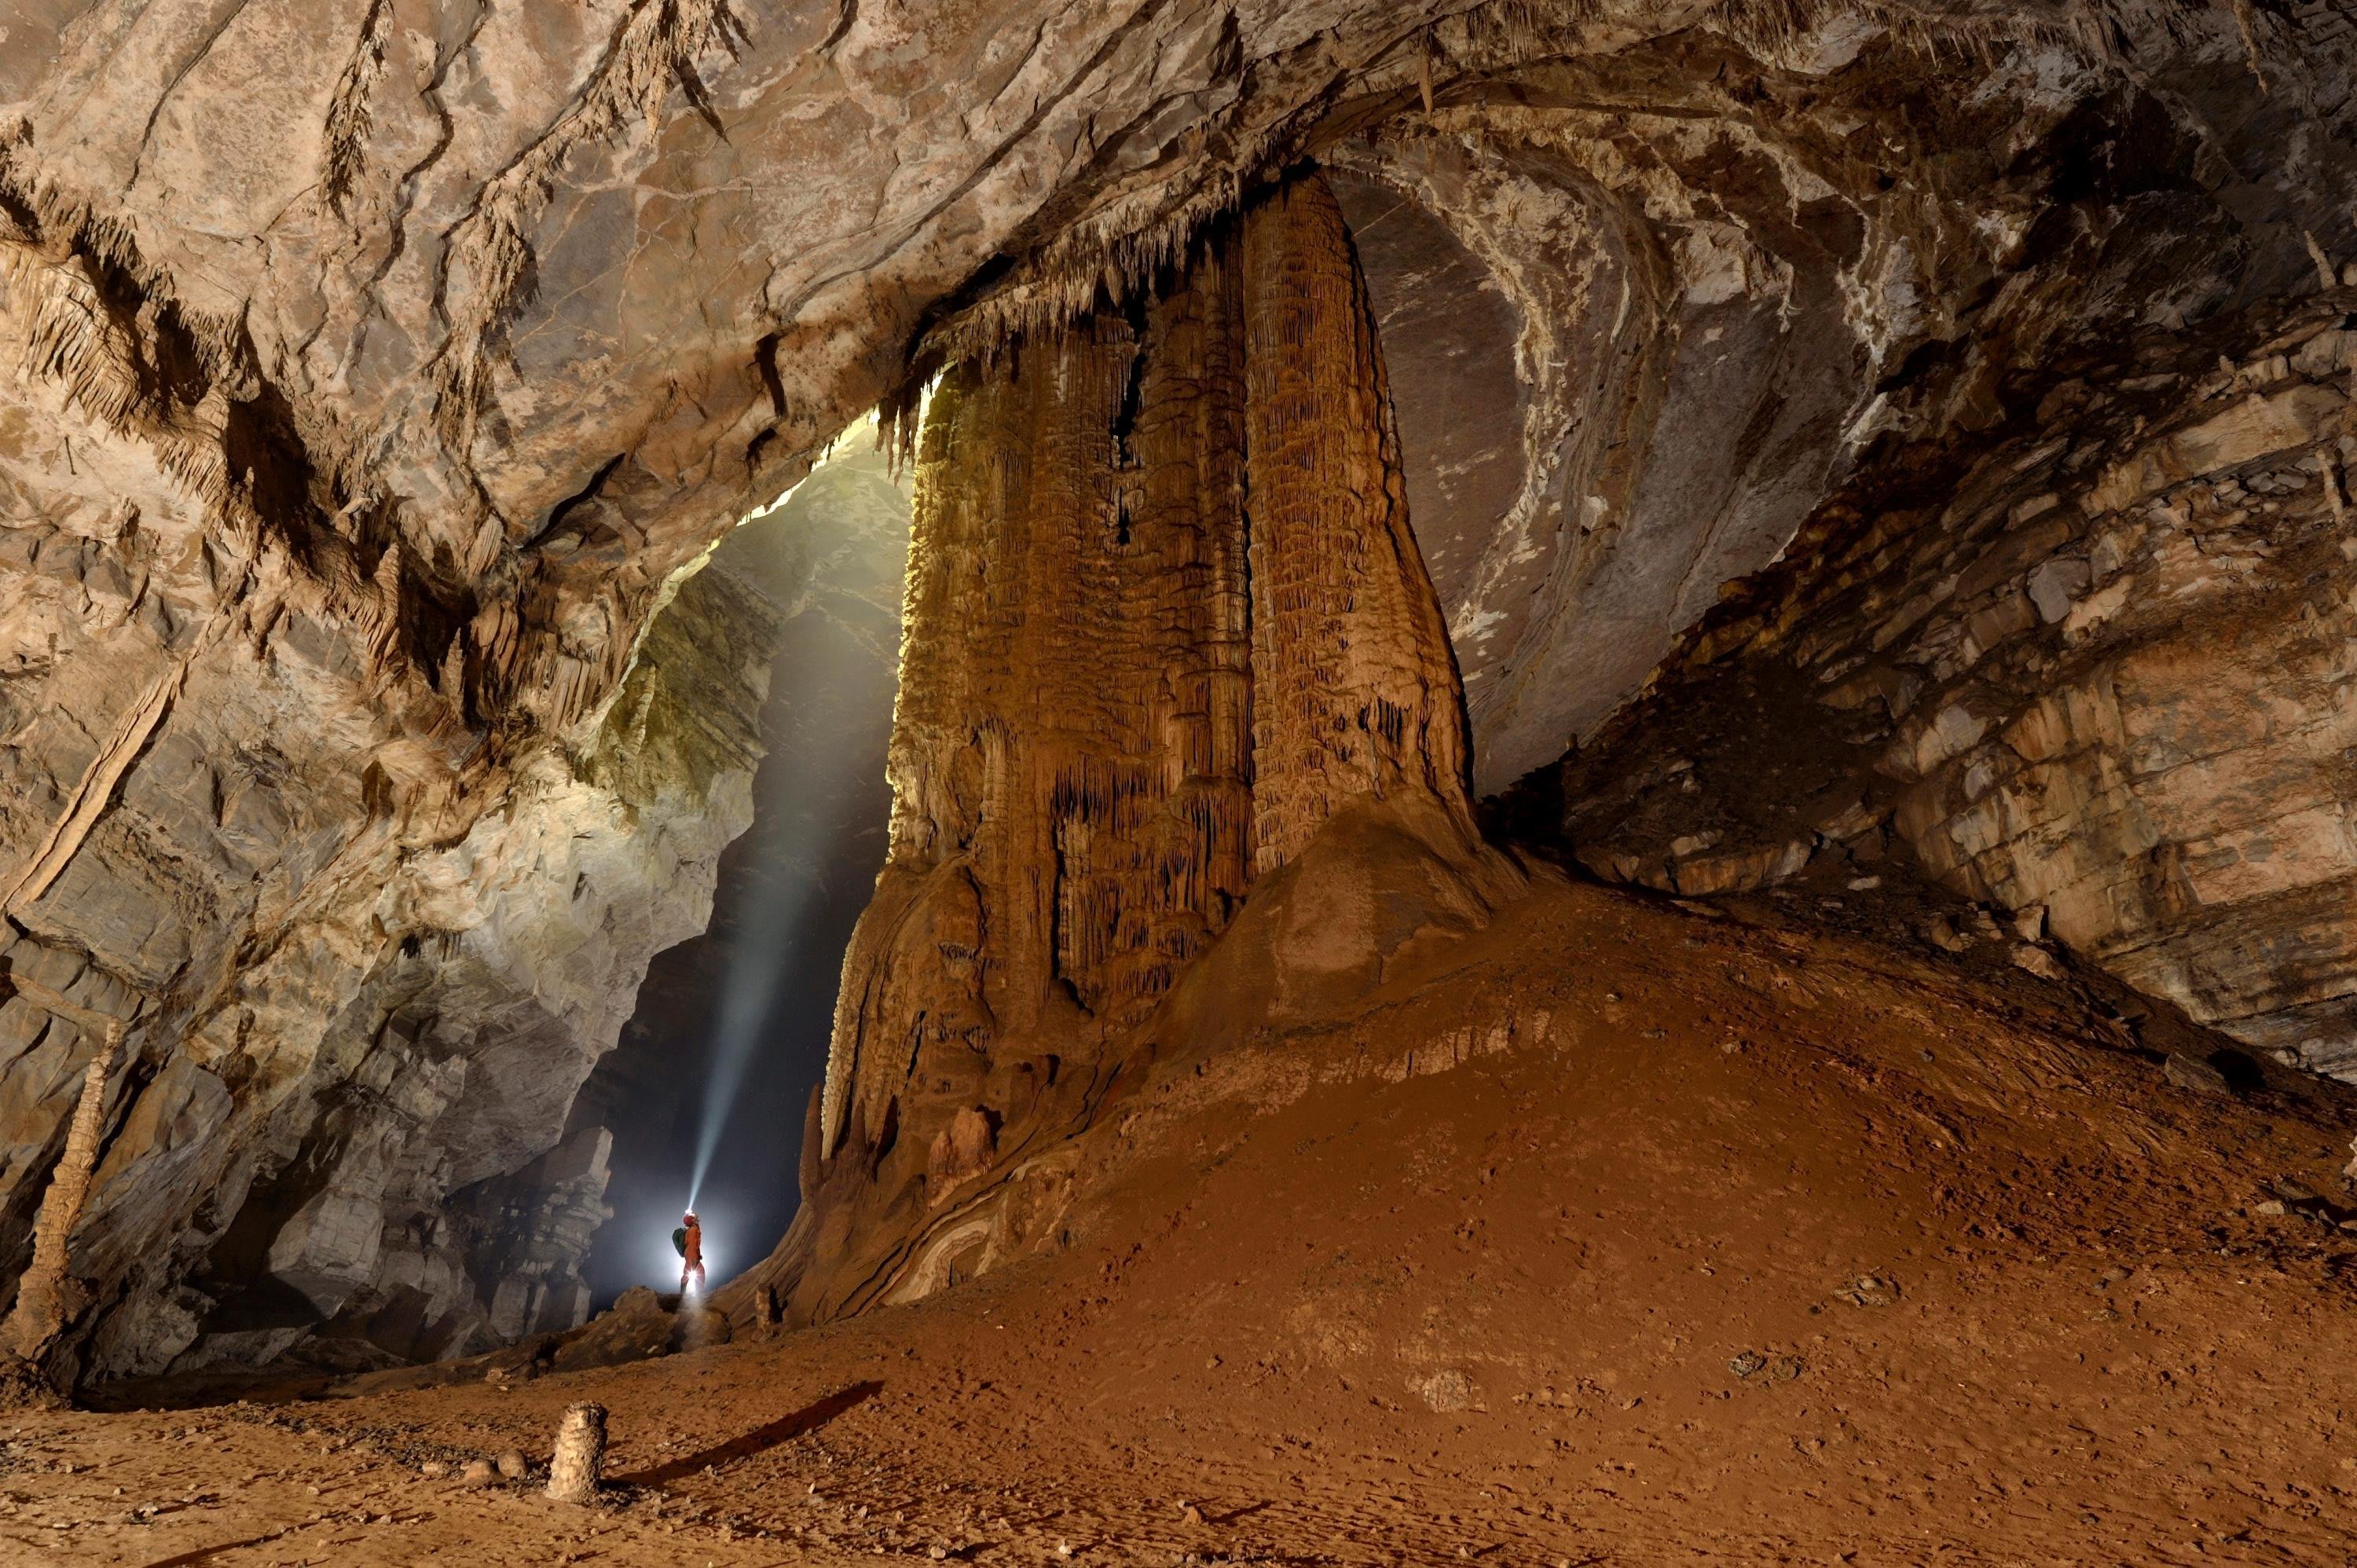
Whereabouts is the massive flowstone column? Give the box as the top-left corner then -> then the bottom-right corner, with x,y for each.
1242,175 -> 1474,872
815,171 -> 1479,1236
823,247 -> 1259,1170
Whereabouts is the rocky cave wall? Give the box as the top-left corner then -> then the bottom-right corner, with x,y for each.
1322,13 -> 2357,791
5,0 -> 2357,1383
1546,287 -> 2357,1082
0,491 -> 777,1381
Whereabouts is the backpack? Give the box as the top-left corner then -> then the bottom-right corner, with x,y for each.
672,1225 -> 688,1258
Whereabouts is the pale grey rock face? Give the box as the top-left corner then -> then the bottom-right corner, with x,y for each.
56,548 -> 777,1379
1330,116 -> 1870,792
1327,20 -> 2357,789
0,0 -> 2353,1383
1555,295 -> 2357,1083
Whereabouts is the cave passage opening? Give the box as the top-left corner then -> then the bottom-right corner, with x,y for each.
572,419 -> 913,1307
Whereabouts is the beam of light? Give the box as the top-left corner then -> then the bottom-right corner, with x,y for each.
682,414 -> 889,1218
681,866 -> 822,1213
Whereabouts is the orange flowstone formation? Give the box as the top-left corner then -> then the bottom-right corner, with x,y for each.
801,174 -> 1479,1307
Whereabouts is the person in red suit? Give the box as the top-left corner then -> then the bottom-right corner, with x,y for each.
673,1211 -> 706,1295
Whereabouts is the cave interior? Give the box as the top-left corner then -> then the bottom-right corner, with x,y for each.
3,0 -> 2357,1559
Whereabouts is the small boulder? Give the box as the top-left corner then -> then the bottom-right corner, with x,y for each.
459,1459 -> 497,1488
1835,1273 -> 1896,1307
1414,1368 -> 1475,1412
1920,914 -> 1976,954
2164,1053 -> 2231,1097
2011,943 -> 2068,982
495,1449 -> 528,1480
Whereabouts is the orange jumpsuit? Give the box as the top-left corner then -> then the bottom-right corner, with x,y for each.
679,1215 -> 706,1293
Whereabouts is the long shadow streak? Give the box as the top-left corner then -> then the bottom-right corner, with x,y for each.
136,1528 -> 295,1567
611,1379 -> 882,1487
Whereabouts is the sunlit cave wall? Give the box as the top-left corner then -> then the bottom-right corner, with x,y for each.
571,439 -> 911,1304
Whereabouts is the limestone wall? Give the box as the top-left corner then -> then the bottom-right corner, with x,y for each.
1557,289 -> 2357,1079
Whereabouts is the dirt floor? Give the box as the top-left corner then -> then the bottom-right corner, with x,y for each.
11,871 -> 2357,1566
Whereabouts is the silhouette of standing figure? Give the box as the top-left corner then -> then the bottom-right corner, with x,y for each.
673,1211 -> 706,1295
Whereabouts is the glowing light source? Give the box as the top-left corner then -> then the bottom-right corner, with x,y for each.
649,1207 -> 720,1291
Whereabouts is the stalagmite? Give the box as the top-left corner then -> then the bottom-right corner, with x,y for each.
3,1002 -> 126,1365
544,1402 -> 607,1504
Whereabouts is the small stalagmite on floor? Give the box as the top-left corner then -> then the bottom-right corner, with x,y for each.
545,1401 -> 607,1504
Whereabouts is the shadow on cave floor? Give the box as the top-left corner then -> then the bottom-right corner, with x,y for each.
609,1378 -> 882,1487
79,1365 -> 349,1412
130,1529 -> 302,1568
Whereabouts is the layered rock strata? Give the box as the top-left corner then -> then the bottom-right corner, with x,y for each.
1322,16 -> 2357,791
1547,287 -> 2357,1080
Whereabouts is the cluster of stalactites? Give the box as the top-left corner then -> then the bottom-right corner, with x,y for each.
823,172 -> 1470,1161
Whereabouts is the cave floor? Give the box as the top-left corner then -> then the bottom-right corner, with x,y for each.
15,873 -> 2357,1566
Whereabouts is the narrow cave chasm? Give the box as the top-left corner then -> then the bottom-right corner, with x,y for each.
569,430 -> 910,1310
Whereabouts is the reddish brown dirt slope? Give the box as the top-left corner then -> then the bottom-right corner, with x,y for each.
10,874 -> 2357,1566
